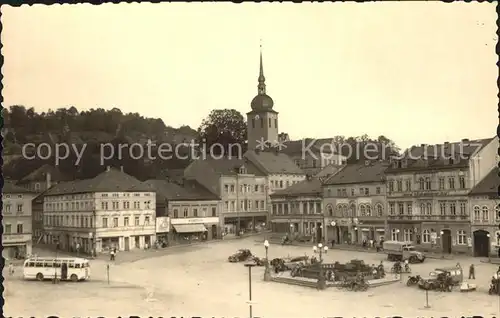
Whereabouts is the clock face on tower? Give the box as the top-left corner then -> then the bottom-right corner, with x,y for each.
254,115 -> 260,120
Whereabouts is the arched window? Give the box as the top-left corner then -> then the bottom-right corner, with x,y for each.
327,205 -> 334,217
426,203 -> 432,215
366,205 -> 372,217
336,204 -> 342,215
420,203 -> 426,215
359,205 -> 366,217
419,178 -> 425,190
473,206 -> 480,221
350,204 -> 356,217
481,206 -> 489,221
376,204 -> 383,217
391,229 -> 399,241
496,204 -> 500,221
457,230 -> 466,245
425,177 -> 431,190
422,229 -> 430,243
342,205 -> 348,217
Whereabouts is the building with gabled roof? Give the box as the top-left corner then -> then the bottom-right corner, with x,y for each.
322,161 -> 389,245
2,181 -> 37,259
144,179 -> 221,242
17,164 -> 72,193
469,168 -> 500,257
282,138 -> 347,172
269,175 -> 325,242
41,167 -> 156,254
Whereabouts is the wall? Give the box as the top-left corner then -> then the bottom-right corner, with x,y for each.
247,111 -> 279,150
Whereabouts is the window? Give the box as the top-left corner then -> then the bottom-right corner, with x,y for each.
448,177 -> 455,189
365,205 -> 372,217
459,202 -> 466,215
225,201 -> 229,211
419,178 -> 425,190
450,202 -> 456,215
274,119 -> 278,128
389,203 -> 395,215
145,216 -> 150,225
113,217 -> 118,227
496,205 -> 500,221
403,229 -> 412,242
173,209 -> 179,218
268,118 -> 271,128
260,118 -> 264,128
457,230 -> 467,245
397,180 -> 403,192
481,206 -> 489,221
230,185 -> 235,192
388,181 -> 394,192
102,218 -> 108,228
438,177 -> 445,190
135,216 -> 140,225
183,208 -> 188,217
364,188 -> 369,195
398,203 -> 404,215
391,229 -> 399,241
279,180 -> 283,188
405,180 -> 411,192
272,204 -> 277,215
212,207 -> 216,217
4,224 -> 11,234
459,176 -> 466,189
16,223 -> 23,233
359,205 -> 366,216
376,187 -> 381,194
372,204 -> 381,217
422,230 -> 430,243
342,205 -> 349,217
224,185 -> 229,192
124,217 -> 129,226
193,208 -> 198,217
316,202 -> 322,214
327,205 -> 334,216
439,202 -> 446,215
473,206 -> 480,221
425,178 -> 431,190
251,118 -> 255,128
406,203 -> 412,215
4,204 -> 11,213
17,204 -> 23,213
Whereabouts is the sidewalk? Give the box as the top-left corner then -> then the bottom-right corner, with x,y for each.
256,239 -> 456,260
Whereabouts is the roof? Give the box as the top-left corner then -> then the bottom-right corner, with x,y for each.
18,164 -> 72,183
245,150 -> 304,175
386,138 -> 493,173
282,138 -> 336,155
2,181 -> 37,194
44,168 -> 151,196
469,169 -> 499,197
143,179 -> 219,201
323,161 -> 388,185
270,177 -> 322,198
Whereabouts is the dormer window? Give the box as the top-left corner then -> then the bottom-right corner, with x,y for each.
239,166 -> 247,174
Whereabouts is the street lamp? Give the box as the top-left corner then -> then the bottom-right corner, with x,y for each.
263,240 -> 271,281
395,229 -> 400,241
313,243 -> 328,290
487,233 -> 491,262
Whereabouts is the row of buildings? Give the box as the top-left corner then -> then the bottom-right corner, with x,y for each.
3,48 -> 498,259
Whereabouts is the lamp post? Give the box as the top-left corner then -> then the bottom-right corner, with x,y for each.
313,243 -> 328,290
263,240 -> 271,281
439,230 -> 444,259
395,228 -> 400,241
487,233 -> 491,262
244,263 -> 257,318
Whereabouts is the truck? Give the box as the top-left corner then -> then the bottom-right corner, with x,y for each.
382,241 -> 425,263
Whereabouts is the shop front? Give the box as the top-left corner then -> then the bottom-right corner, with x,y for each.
325,218 -> 353,245
356,220 -> 386,244
3,233 -> 32,260
171,217 -> 220,242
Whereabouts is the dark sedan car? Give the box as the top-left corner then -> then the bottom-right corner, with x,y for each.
228,249 -> 253,263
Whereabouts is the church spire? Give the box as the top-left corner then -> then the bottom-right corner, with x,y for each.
257,40 -> 266,95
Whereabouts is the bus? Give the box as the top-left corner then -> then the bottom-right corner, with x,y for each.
23,257 -> 91,282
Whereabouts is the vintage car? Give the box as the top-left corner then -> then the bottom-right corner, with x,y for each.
228,249 -> 253,263
270,256 -> 309,272
460,282 -> 477,292
418,266 -> 463,291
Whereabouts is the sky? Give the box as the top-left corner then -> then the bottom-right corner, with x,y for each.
1,2 -> 498,150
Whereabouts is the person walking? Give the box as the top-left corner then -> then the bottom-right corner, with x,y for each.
469,264 -> 475,280
110,249 -> 115,261
8,263 -> 14,276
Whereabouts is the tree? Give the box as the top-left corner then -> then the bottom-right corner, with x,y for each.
332,134 -> 400,163
197,109 -> 247,156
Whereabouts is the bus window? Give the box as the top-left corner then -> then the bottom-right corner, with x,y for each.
84,262 -> 90,267
26,262 -> 35,267
53,262 -> 61,267
68,263 -> 75,268
75,263 -> 81,268
42,262 -> 52,267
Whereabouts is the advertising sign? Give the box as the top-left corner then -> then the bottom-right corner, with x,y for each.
156,217 -> 170,233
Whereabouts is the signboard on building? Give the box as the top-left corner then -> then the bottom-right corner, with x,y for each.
156,217 -> 171,233
171,217 -> 219,225
3,234 -> 31,244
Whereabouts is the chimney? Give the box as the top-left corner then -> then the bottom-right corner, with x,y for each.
106,166 -> 111,172
420,144 -> 426,147
462,138 -> 469,142
444,141 -> 450,145
46,172 -> 51,189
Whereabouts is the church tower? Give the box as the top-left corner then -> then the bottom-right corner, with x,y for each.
247,45 -> 279,150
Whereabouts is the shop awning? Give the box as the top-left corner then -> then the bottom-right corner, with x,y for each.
173,224 -> 207,233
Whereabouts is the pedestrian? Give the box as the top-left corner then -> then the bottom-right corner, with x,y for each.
331,239 -> 335,248
8,263 -> 14,276
110,249 -> 115,261
76,243 -> 80,257
369,239 -> 373,249
469,264 -> 475,279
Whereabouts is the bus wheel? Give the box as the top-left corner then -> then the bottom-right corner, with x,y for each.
70,274 -> 78,282
36,273 -> 44,281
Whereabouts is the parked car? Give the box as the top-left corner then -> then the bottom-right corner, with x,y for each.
228,249 -> 253,263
